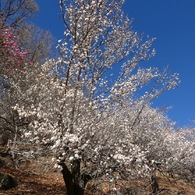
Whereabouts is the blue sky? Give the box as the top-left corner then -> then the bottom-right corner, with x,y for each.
34,0 -> 195,127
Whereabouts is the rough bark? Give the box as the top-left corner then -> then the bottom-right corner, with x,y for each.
150,176 -> 160,195
59,160 -> 85,195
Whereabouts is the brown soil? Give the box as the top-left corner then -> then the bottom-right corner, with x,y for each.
86,177 -> 195,195
0,150 -> 194,195
1,164 -> 194,195
0,166 -> 66,195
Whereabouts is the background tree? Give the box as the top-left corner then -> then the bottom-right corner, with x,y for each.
0,0 -> 53,77
17,23 -> 54,64
0,0 -> 53,151
0,23 -> 29,78
0,0 -> 38,27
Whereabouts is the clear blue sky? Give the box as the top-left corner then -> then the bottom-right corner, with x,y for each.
34,0 -> 195,127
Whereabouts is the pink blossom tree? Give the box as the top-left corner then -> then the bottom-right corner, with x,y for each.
0,20 -> 29,78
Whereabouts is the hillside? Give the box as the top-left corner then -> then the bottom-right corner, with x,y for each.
0,154 -> 195,195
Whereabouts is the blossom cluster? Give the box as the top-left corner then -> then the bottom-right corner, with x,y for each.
0,24 -> 29,77
9,0 -> 194,188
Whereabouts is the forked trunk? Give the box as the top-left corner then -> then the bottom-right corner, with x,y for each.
150,175 -> 160,194
59,160 -> 91,195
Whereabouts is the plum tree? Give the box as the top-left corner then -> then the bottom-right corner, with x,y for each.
8,0 -> 194,195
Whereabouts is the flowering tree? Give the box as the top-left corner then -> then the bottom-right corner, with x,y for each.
0,0 -> 52,66
11,64 -> 179,194
0,21 -> 30,159
164,128 -> 195,181
0,0 -> 53,149
0,25 -> 28,77
9,0 -> 194,194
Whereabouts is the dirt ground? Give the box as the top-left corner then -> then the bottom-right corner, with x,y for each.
0,166 -> 66,195
0,150 -> 194,195
1,164 -> 195,195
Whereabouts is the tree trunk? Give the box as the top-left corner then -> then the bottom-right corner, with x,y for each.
150,175 -> 160,195
59,160 -> 85,195
71,159 -> 84,195
59,161 -> 74,195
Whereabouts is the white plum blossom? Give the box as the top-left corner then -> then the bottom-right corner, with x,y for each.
9,0 -> 194,194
